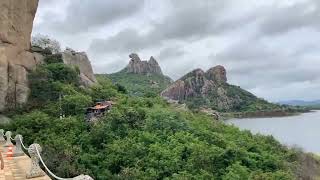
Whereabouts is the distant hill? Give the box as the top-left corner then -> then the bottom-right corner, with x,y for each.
107,53 -> 173,96
279,100 -> 320,106
161,66 -> 282,112
279,100 -> 320,109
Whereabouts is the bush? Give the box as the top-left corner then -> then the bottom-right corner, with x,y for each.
44,54 -> 63,64
3,74 -> 306,179
222,162 -> 250,180
62,94 -> 92,116
46,63 -> 80,85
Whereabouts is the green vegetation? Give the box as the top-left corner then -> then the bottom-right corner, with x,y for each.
185,84 -> 306,113
309,105 -> 320,110
0,55 -> 317,179
107,72 -> 172,97
300,104 -> 320,110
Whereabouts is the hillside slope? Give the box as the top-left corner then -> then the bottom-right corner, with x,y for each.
108,72 -> 172,96
108,53 -> 172,96
1,52 -> 318,179
161,66 -> 282,112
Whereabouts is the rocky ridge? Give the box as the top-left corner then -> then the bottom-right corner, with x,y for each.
161,65 -> 268,111
124,53 -> 163,75
0,0 -> 39,111
108,53 -> 172,96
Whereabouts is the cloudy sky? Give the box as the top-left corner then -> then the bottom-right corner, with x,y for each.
33,0 -> 320,102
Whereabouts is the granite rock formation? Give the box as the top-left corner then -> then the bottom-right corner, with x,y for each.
161,65 -> 258,111
62,48 -> 97,87
0,0 -> 39,111
125,53 -> 163,75
108,53 -> 172,96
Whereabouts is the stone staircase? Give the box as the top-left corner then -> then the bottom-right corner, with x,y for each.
0,145 -> 50,180
0,130 -> 93,180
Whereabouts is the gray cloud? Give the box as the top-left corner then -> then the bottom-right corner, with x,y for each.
89,28 -> 154,54
38,0 -> 145,34
258,0 -> 320,36
34,0 -> 320,101
211,36 -> 320,99
88,0 -> 253,54
158,46 -> 185,61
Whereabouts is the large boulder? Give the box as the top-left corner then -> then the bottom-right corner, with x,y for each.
0,0 -> 39,111
62,48 -> 97,87
126,53 -> 163,75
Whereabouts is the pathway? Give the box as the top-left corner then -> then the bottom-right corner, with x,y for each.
0,145 -> 51,180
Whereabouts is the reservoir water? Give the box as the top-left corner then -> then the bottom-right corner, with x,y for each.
226,110 -> 320,153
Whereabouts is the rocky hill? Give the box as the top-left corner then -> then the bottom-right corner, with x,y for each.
62,48 -> 97,86
123,53 -> 163,75
161,65 -> 280,112
0,0 -> 39,111
32,47 -> 97,87
108,53 -> 172,96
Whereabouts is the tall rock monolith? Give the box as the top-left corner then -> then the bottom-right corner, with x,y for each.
0,0 -> 39,111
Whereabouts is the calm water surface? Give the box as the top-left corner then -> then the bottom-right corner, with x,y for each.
226,110 -> 320,153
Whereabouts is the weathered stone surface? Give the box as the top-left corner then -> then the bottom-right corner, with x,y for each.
4,131 -> 13,147
62,48 -> 97,87
33,52 -> 45,65
13,134 -> 25,157
161,80 -> 186,101
0,0 -> 39,111
26,143 -> 46,178
161,65 -> 243,111
205,65 -> 227,84
72,174 -> 94,180
0,129 -> 5,143
125,53 -> 163,75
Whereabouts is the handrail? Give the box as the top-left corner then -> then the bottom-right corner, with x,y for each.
1,130 -> 94,180
35,146 -> 69,180
18,135 -> 29,150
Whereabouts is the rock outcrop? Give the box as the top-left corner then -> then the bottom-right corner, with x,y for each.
125,53 -> 163,75
0,0 -> 39,111
62,48 -> 97,87
109,53 -> 172,96
161,65 -> 257,111
205,65 -> 227,84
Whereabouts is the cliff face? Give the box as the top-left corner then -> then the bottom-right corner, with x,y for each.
0,0 -> 39,111
62,48 -> 97,87
161,65 -> 259,111
125,53 -> 163,75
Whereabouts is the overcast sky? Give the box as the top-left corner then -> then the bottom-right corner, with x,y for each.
33,0 -> 320,102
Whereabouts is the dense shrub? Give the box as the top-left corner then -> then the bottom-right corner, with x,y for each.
107,73 -> 172,96
44,54 -> 63,64
2,74 -> 305,179
45,63 -> 79,84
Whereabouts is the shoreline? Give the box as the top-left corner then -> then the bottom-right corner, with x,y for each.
221,109 -> 312,120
